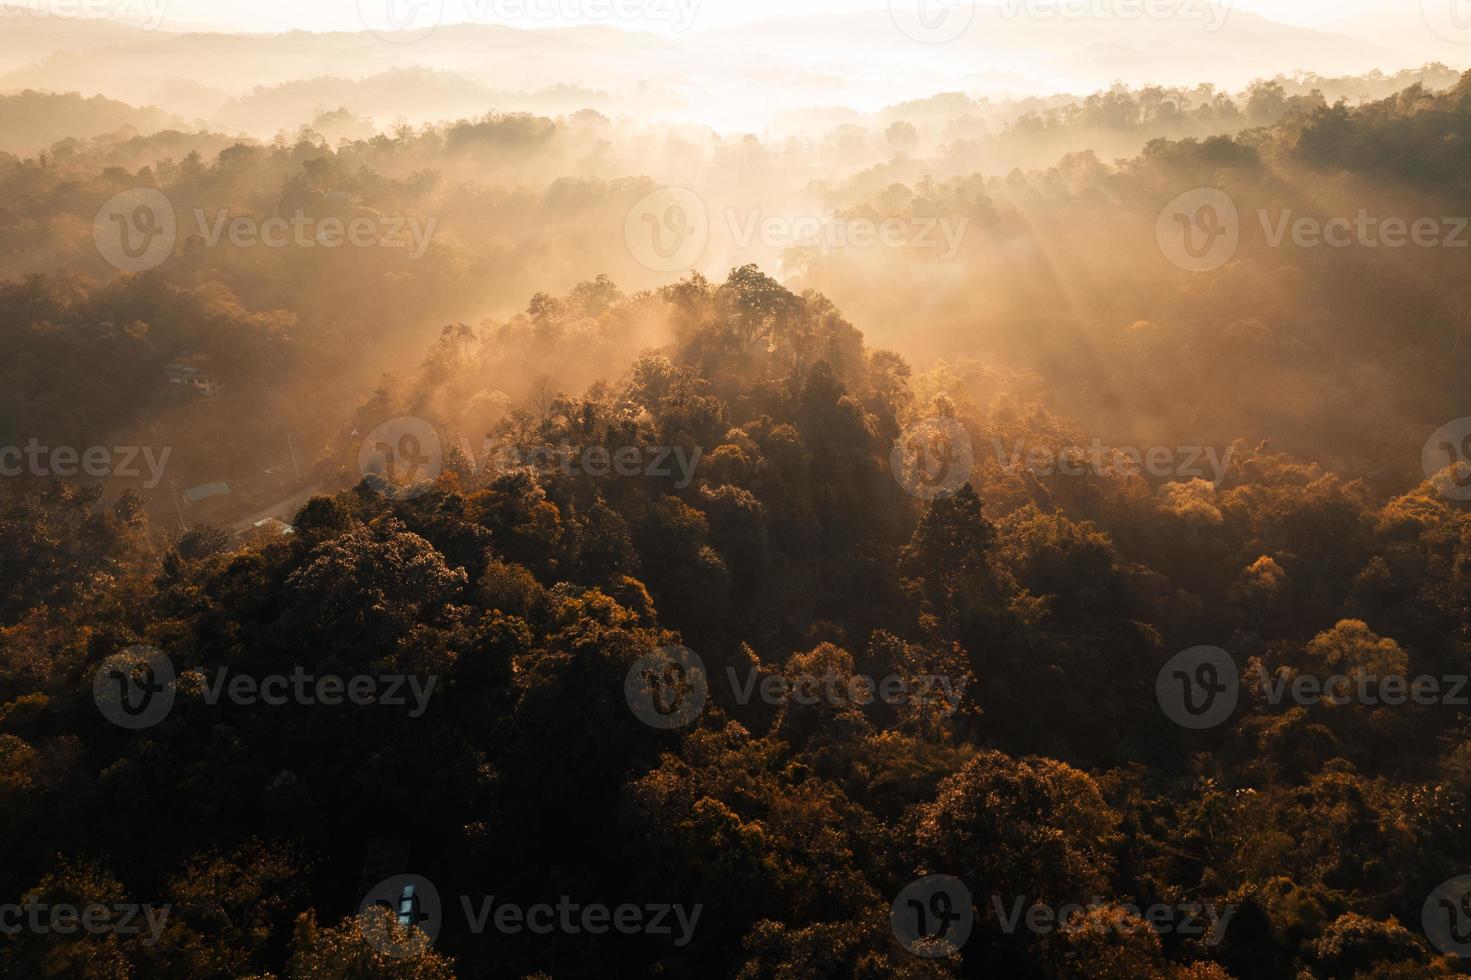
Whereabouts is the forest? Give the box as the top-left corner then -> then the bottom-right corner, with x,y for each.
2,5 -> 1471,978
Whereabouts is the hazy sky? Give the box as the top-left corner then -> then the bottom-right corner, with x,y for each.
23,0 -> 1435,34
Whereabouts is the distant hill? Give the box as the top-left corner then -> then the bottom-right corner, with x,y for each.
1326,9 -> 1471,64
701,6 -> 1421,93
215,69 -> 614,134
0,6 -> 1463,134
0,6 -> 151,74
0,21 -> 682,116
0,89 -> 185,155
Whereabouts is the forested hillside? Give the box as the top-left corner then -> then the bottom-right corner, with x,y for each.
2,37 -> 1471,980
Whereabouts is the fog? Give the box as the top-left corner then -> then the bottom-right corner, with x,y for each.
1,1 -> 1467,523
6,5 -> 1471,978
